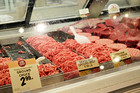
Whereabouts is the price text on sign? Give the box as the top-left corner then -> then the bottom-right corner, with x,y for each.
110,49 -> 133,68
8,58 -> 42,93
79,8 -> 89,18
76,58 -> 99,76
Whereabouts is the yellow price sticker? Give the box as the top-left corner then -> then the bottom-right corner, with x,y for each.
110,49 -> 132,68
76,57 -> 99,76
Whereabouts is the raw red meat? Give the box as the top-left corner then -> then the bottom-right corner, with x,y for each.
67,29 -> 83,35
137,42 -> 140,49
95,39 -> 114,45
0,58 -> 12,86
77,45 -> 114,63
78,33 -> 91,37
121,48 -> 140,60
97,23 -> 107,30
62,39 -> 80,50
62,39 -> 114,63
107,43 -> 127,51
92,23 -> 114,38
27,35 -> 85,79
121,17 -> 140,30
87,36 -> 100,43
37,63 -> 59,77
109,23 -> 129,41
18,51 -> 26,54
58,18 -> 104,32
134,18 -> 140,30
105,19 -> 120,27
17,41 -> 23,46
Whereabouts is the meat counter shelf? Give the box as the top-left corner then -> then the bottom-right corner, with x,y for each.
47,31 -> 115,71
0,37 -> 64,93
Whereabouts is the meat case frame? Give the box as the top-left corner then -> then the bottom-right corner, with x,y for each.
0,0 -> 140,93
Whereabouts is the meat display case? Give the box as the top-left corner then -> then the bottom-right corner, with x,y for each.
0,0 -> 140,93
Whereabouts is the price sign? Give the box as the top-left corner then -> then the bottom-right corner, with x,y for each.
8,58 -> 42,93
108,4 -> 120,14
76,57 -> 100,76
110,49 -> 133,68
79,8 -> 89,18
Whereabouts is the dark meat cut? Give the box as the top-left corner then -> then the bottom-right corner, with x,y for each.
58,18 -> 104,32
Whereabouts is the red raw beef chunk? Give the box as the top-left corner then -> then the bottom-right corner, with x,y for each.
109,23 -> 129,41
58,18 -> 104,32
134,18 -> 140,29
100,28 -> 114,38
84,29 -> 95,33
92,28 -> 103,36
126,36 -> 139,48
105,19 -> 120,27
121,17 -> 140,29
97,23 -> 107,30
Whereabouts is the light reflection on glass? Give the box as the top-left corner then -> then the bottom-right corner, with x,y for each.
19,27 -> 24,33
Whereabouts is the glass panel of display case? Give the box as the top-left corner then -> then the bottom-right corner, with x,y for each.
0,0 -> 29,24
99,0 -> 140,19
31,0 -> 87,23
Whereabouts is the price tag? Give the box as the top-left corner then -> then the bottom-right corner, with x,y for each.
79,8 -> 89,18
8,58 -> 42,93
110,49 -> 133,68
76,57 -> 100,76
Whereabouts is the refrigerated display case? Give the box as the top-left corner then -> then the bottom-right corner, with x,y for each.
0,0 -> 29,25
0,0 -> 140,93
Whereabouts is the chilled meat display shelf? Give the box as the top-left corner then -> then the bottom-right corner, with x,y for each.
0,37 -> 64,93
26,60 -> 140,93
